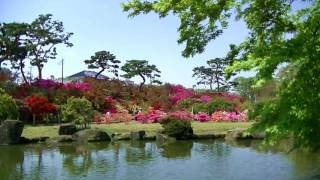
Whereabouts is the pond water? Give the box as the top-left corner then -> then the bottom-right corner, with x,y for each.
1,140 -> 320,180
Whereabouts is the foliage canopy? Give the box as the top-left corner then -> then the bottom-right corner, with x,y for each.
122,0 -> 320,150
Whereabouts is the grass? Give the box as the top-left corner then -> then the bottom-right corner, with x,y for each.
22,121 -> 253,139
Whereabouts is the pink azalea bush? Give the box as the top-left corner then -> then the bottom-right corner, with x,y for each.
32,79 -> 62,89
63,82 -> 91,91
169,85 -> 194,104
167,111 -> 193,121
211,111 -> 247,122
194,112 -> 210,122
135,108 -> 167,123
199,95 -> 212,103
94,111 -> 133,124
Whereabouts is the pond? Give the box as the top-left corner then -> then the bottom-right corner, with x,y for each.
1,140 -> 320,180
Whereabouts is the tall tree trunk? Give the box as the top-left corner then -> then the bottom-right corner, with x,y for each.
37,65 -> 42,80
32,114 -> 36,126
139,74 -> 146,92
20,60 -> 28,84
95,68 -> 105,79
215,74 -> 220,92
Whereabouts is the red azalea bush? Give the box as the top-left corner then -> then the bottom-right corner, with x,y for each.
24,96 -> 56,124
24,96 -> 56,115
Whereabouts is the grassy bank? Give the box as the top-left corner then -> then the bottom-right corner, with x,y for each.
22,122 -> 253,139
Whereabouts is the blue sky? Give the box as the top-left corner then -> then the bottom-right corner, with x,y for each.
0,0 -> 269,87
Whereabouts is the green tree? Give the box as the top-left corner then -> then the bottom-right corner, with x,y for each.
28,14 -> 73,80
0,88 -> 19,124
61,97 -> 94,128
84,51 -> 121,79
0,23 -> 29,84
0,23 -> 7,69
121,60 -> 161,91
233,77 -> 255,101
193,58 -> 231,91
192,66 -> 214,90
122,1 -> 320,150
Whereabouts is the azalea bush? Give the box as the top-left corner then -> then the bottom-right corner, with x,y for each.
135,108 -> 167,123
94,111 -> 133,124
211,111 -> 248,122
32,79 -> 62,89
61,97 -> 94,128
24,95 -> 56,125
169,85 -> 194,104
194,112 -> 210,122
167,111 -> 193,121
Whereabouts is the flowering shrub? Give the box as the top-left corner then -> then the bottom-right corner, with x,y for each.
169,85 -> 194,104
63,82 -> 91,91
167,111 -> 193,121
211,111 -> 247,122
110,111 -> 133,123
199,95 -> 212,103
24,96 -> 56,125
94,111 -> 133,124
94,113 -> 112,124
24,96 -> 56,115
194,112 -> 210,122
32,79 -> 62,89
135,108 -> 167,123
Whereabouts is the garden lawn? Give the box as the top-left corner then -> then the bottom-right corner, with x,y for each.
22,121 -> 253,139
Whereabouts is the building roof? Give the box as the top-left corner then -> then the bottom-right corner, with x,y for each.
68,70 -> 108,79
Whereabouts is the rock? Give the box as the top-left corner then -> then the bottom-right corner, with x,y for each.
111,133 -> 131,141
0,120 -> 24,144
19,136 -> 49,144
59,123 -> 77,135
192,132 -> 226,140
225,128 -> 248,140
156,133 -> 176,144
251,131 -> 266,139
144,135 -> 156,140
130,131 -> 146,140
72,128 -> 111,142
48,135 -> 73,143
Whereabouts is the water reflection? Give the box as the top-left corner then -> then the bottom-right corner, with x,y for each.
0,140 -> 319,180
158,141 -> 193,159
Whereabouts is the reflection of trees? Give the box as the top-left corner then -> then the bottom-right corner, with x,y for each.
124,141 -> 155,164
59,143 -> 111,176
286,150 -> 320,177
195,140 -> 231,158
0,145 -> 24,179
158,141 -> 193,159
226,139 -> 320,178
